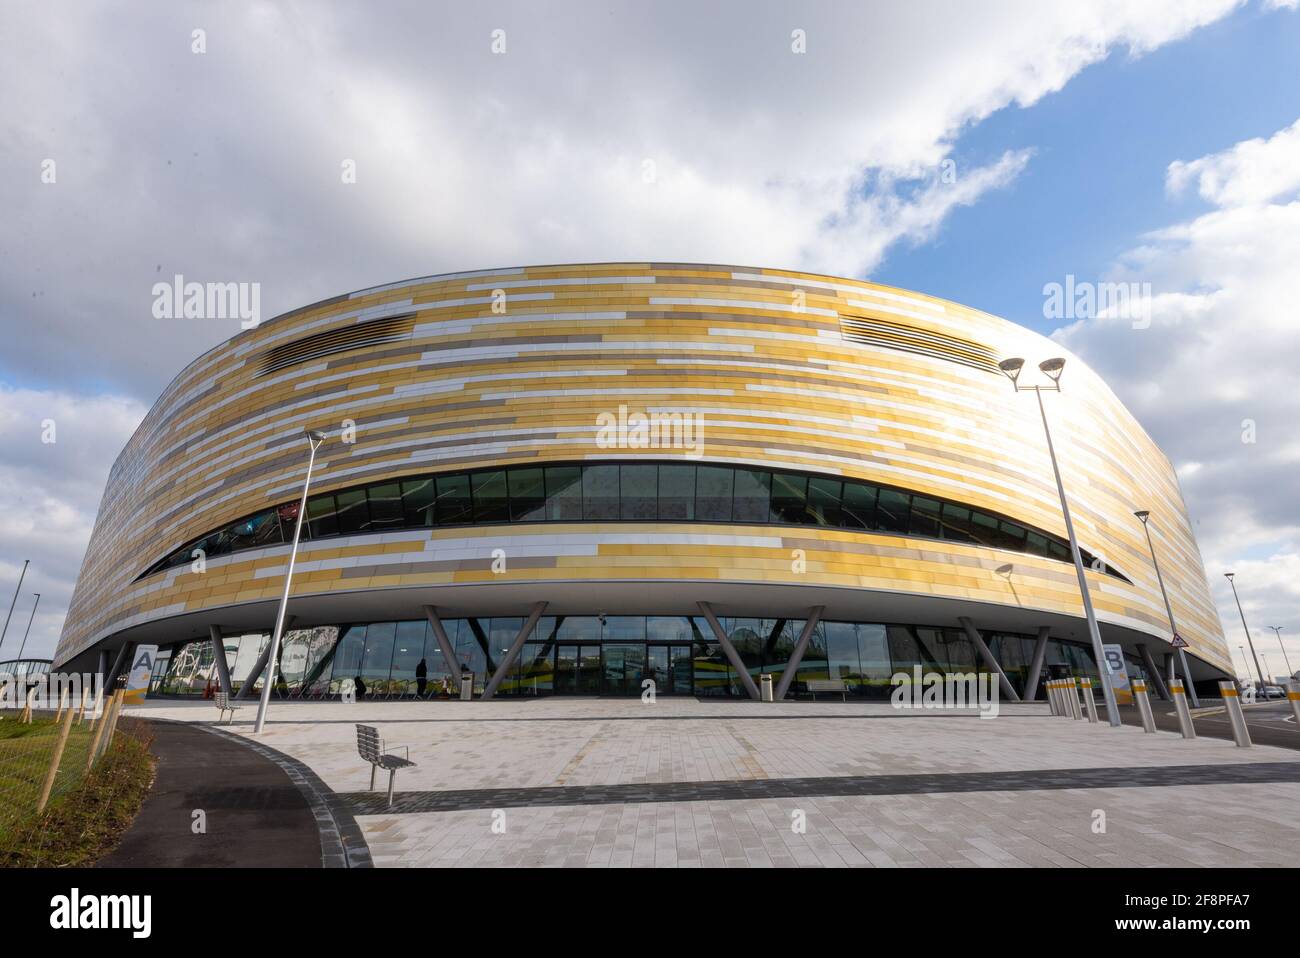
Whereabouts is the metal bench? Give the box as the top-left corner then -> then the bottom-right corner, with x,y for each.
214,690 -> 241,724
356,724 -> 416,806
806,678 -> 847,701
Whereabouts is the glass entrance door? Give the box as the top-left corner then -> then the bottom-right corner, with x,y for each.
646,646 -> 669,695
602,643 -> 647,696
556,644 -> 602,694
670,645 -> 693,695
555,644 -> 578,694
577,645 -> 602,694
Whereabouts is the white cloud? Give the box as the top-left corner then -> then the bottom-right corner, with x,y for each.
0,387 -> 146,661
1167,117 -> 1300,207
1055,116 -> 1300,678
0,0 -> 1243,398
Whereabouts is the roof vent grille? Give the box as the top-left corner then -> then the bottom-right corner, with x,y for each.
839,314 -> 999,373
257,314 -> 415,375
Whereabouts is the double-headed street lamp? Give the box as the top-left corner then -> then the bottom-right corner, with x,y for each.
1133,510 -> 1199,707
1267,626 -> 1293,678
998,356 -> 1120,727
254,428 -> 328,734
1223,572 -> 1265,688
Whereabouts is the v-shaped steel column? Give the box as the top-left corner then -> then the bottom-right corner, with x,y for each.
697,602 -> 762,700
423,605 -> 463,680
1136,643 -> 1170,701
481,602 -> 548,699
209,625 -> 233,696
1023,626 -> 1051,701
234,617 -> 295,699
958,617 -> 1021,702
774,607 -> 824,700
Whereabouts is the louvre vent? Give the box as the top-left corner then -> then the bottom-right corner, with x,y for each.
839,314 -> 999,373
257,314 -> 415,375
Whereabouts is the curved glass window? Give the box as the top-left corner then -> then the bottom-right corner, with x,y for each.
150,615 -> 1147,702
139,459 -> 1130,582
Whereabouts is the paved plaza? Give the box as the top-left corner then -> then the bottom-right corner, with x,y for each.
126,698 -> 1300,868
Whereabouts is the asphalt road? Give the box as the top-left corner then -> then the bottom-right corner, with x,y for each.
99,720 -> 323,868
1118,696 -> 1298,751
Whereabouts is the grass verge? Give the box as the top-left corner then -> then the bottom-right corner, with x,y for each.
0,717 -> 156,867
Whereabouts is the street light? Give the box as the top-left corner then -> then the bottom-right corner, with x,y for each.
16,593 -> 40,661
998,356 -> 1119,726
1223,573 -> 1265,687
1133,510 -> 1199,707
1267,626 -> 1293,678
0,559 -> 30,655
254,428 -> 328,734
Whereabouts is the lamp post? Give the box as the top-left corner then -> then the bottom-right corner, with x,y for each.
16,593 -> 40,661
1223,573 -> 1264,688
1267,626 -> 1293,677
997,357 -> 1119,726
1238,645 -> 1248,683
1133,511 -> 1199,706
0,559 -> 30,655
254,428 -> 327,734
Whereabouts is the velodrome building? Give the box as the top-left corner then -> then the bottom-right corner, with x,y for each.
55,263 -> 1231,702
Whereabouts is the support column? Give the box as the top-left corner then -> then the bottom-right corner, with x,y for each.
104,641 -> 133,692
1023,626 -> 1051,701
423,606 -> 462,679
1136,643 -> 1170,701
209,625 -> 233,696
958,617 -> 1021,702
481,602 -> 547,699
773,607 -> 824,701
234,617 -> 295,700
1178,648 -> 1201,708
697,602 -> 761,701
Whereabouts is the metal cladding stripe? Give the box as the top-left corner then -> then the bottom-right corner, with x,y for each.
56,263 -> 1229,672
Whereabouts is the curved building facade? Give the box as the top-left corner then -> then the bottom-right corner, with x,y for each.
56,263 -> 1229,700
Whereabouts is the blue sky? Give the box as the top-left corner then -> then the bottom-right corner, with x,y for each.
880,3 -> 1300,332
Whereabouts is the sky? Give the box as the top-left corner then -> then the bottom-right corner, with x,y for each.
1,0 -> 1297,678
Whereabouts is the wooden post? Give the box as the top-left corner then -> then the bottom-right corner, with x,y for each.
37,706 -> 76,813
103,691 -> 125,755
86,690 -> 118,771
54,686 -> 68,722
21,688 -> 36,723
76,687 -> 87,725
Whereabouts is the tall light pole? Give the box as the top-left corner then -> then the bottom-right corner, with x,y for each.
998,357 -> 1119,727
1223,573 -> 1264,687
1133,511 -> 1199,707
0,559 -> 30,655
254,428 -> 327,734
16,593 -> 40,660
1267,626 -> 1293,677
